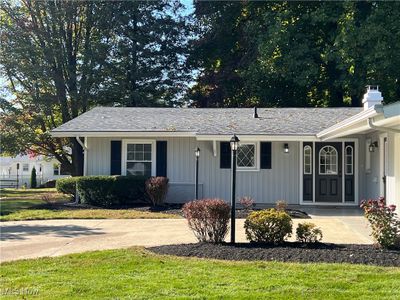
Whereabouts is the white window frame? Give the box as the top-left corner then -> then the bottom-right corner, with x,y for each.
121,140 -> 156,177
303,145 -> 312,175
345,145 -> 353,175
318,146 -> 338,175
22,163 -> 29,172
236,142 -> 259,171
53,163 -> 60,176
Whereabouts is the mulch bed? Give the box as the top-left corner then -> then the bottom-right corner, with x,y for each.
148,242 -> 400,267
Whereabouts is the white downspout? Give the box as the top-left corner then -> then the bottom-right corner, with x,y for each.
74,136 -> 88,204
75,136 -> 88,176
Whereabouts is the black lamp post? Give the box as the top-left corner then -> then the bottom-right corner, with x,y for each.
16,163 -> 20,189
195,147 -> 200,199
230,134 -> 240,243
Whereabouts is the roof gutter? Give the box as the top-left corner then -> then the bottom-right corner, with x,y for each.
367,118 -> 400,134
51,131 -> 197,138
317,105 -> 382,140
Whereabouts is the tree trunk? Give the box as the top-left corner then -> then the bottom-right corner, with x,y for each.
71,138 -> 84,176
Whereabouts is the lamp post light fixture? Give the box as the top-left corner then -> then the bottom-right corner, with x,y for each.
230,134 -> 240,244
369,141 -> 378,153
283,143 -> 289,153
194,147 -> 200,199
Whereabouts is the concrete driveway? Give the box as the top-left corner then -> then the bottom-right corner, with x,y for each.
0,215 -> 372,262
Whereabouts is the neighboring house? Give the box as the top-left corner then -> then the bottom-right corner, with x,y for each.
0,155 -> 70,188
51,86 -> 400,212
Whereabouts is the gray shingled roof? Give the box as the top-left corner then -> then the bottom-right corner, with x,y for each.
51,107 -> 362,136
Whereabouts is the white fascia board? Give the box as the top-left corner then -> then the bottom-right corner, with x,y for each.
51,131 -> 319,141
317,106 -> 381,140
50,131 -> 197,138
195,135 -> 319,141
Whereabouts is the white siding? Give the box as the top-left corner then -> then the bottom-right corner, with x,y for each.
86,137 -> 300,204
386,133 -> 400,214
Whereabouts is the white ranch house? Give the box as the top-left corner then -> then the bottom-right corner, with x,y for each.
51,86 -> 400,212
0,155 -> 69,188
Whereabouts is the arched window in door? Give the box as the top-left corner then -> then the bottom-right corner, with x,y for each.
303,145 -> 312,174
319,146 -> 338,175
345,146 -> 353,175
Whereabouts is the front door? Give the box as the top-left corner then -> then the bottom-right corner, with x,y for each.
315,142 -> 342,202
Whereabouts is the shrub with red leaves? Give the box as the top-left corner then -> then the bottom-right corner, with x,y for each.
182,198 -> 230,243
239,196 -> 254,211
360,197 -> 400,248
145,176 -> 169,206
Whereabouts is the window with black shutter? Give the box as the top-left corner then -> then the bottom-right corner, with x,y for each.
260,142 -> 272,169
220,142 -> 231,169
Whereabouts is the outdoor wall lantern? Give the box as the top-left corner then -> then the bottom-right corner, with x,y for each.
230,134 -> 240,244
369,141 -> 378,153
283,143 -> 289,153
194,147 -> 200,199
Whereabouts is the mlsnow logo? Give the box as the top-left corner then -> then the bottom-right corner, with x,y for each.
0,287 -> 39,296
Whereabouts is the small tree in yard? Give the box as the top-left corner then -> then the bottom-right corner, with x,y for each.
183,199 -> 230,243
361,197 -> 400,249
30,167 -> 37,188
145,177 -> 169,206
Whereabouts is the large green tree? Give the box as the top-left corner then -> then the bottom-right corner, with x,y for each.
0,0 -> 191,174
106,1 -> 191,107
190,1 -> 400,107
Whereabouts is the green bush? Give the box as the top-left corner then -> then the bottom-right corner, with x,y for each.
77,175 -> 147,208
77,176 -> 116,207
112,176 -> 147,205
30,167 -> 37,188
296,222 -> 323,243
244,208 -> 292,244
56,177 -> 80,195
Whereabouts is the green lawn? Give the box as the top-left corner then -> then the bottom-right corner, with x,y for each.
0,188 -> 63,199
0,188 -> 178,221
1,248 -> 399,299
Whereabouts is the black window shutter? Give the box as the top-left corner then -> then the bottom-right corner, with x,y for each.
260,142 -> 272,169
220,142 -> 231,169
110,141 -> 122,175
156,141 -> 167,177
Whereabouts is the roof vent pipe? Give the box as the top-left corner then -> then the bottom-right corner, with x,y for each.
362,85 -> 383,110
253,107 -> 259,118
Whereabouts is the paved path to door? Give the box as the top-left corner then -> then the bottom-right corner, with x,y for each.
0,216 -> 372,262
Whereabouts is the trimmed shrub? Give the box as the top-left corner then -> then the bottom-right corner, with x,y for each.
239,196 -> 254,211
244,208 -> 292,244
145,176 -> 169,206
77,175 -> 147,208
113,176 -> 147,205
183,198 -> 230,243
56,177 -> 80,195
77,176 -> 116,207
30,167 -> 37,188
296,222 -> 323,243
275,200 -> 288,211
361,197 -> 400,248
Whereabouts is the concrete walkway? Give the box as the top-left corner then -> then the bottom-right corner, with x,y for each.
0,216 -> 372,262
